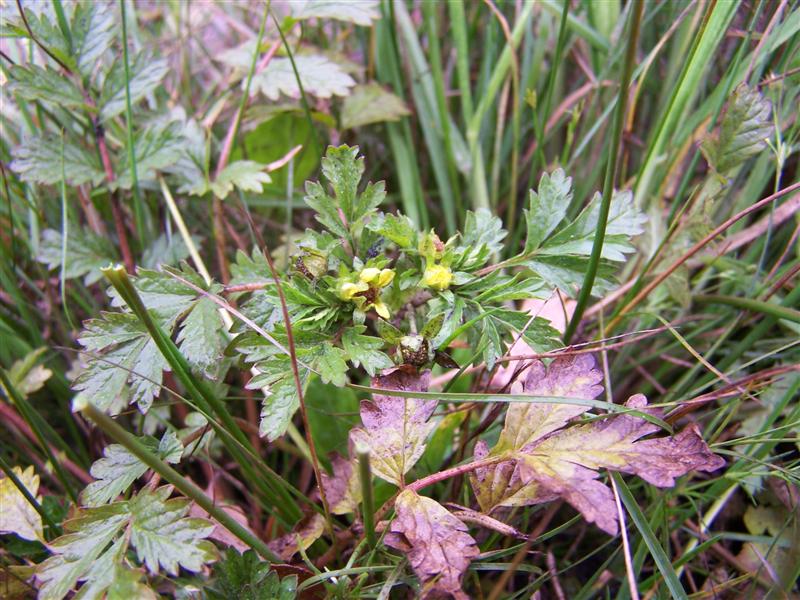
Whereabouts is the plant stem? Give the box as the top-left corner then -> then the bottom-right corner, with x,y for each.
357,446 -> 376,548
77,401 -> 280,562
564,0 -> 644,344
692,294 -> 800,324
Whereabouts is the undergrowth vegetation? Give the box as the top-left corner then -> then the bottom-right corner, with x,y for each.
1,1 -> 799,598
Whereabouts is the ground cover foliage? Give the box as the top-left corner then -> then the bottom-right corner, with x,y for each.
1,1 -> 799,598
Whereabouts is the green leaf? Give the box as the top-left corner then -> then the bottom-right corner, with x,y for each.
81,431 -> 183,507
99,54 -> 168,122
375,318 -> 404,345
342,326 -> 393,376
37,487 -> 216,600
542,190 -> 645,261
341,83 -> 410,129
177,297 -> 226,376
209,161 -> 271,199
249,56 -> 355,101
259,376 -> 301,442
37,504 -> 130,600
290,0 -> 380,25
420,313 -> 444,340
305,145 -> 386,235
7,64 -> 85,109
525,169 -> 573,253
128,486 -> 217,576
71,0 -> 117,78
10,135 -> 105,186
206,549 -> 297,600
140,233 -> 194,270
317,342 -> 349,387
367,212 -> 417,249
113,121 -> 186,189
72,312 -> 169,414
37,227 -> 117,285
456,209 -> 506,269
701,83 -> 772,175
230,248 -> 273,288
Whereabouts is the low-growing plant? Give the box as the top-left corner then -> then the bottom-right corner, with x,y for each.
2,1 -> 799,599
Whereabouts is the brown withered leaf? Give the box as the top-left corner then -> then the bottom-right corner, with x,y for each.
349,369 -> 436,486
516,394 -> 725,534
385,490 -> 478,599
320,451 -> 361,515
267,513 -> 325,561
493,355 -> 604,454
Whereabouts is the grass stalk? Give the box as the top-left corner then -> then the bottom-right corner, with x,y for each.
357,445 -> 376,549
564,0 -> 643,344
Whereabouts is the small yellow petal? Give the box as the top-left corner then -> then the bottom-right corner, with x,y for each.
422,264 -> 453,291
359,267 -> 381,283
373,301 -> 390,319
377,269 -> 395,287
339,281 -> 368,300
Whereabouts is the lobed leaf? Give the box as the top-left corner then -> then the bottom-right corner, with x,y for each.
81,431 -> 182,507
206,549 -> 297,600
249,56 -> 355,101
701,83 -> 772,175
385,490 -> 478,599
349,369 -> 435,486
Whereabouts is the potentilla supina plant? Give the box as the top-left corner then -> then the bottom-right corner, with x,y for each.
337,266 -> 396,319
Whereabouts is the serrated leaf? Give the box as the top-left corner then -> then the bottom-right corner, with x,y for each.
110,266 -> 207,325
37,487 -> 215,600
250,56 -> 355,101
81,431 -> 182,507
113,120 -> 186,189
494,355 -> 604,454
209,161 -> 271,199
342,326 -> 393,376
99,54 -> 168,122
140,233 -> 194,270
317,342 -> 348,386
341,83 -> 410,129
71,1 -> 117,78
259,372 -> 305,442
105,566 -> 157,600
456,209 -> 506,269
0,465 -> 43,542
291,0 -> 380,25
10,135 -> 105,186
177,297 -> 226,376
514,394 -> 725,534
72,313 -> 169,414
367,212 -> 417,248
384,490 -> 478,600
525,169 -> 573,252
206,549 -> 297,600
36,504 -> 131,600
128,486 -> 217,575
701,83 -> 772,174
349,369 -> 435,485
304,181 -> 349,238
37,227 -> 117,285
8,64 -> 85,109
523,254 -> 618,297
542,190 -> 645,261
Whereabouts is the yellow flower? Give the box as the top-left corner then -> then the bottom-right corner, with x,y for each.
360,267 -> 395,288
339,281 -> 368,300
422,263 -> 453,291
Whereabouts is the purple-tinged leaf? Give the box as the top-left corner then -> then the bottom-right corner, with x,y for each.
320,452 -> 361,515
494,355 -> 603,453
349,369 -> 435,486
267,513 -> 325,561
385,490 -> 478,599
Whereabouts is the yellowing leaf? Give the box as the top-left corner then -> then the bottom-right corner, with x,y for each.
267,513 -> 326,561
341,83 -> 410,129
349,369 -> 435,486
385,490 -> 478,600
515,394 -> 724,535
494,355 -> 603,454
0,465 -> 43,542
